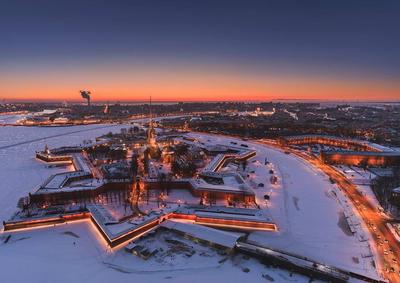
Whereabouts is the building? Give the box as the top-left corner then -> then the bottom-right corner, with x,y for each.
391,187 -> 400,206
320,150 -> 400,167
281,134 -> 391,152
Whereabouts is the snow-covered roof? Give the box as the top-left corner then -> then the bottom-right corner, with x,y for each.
88,204 -> 161,241
392,187 -> 400,194
202,149 -> 256,173
72,153 -> 92,173
160,220 -> 244,249
38,170 -> 93,191
177,205 -> 267,220
34,109 -> 57,115
36,178 -> 102,194
189,178 -> 253,194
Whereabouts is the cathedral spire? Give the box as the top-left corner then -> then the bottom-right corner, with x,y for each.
147,96 -> 156,147
149,96 -> 152,122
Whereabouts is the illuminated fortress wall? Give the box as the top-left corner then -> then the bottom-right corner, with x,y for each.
281,135 -> 387,152
281,135 -> 400,166
320,151 -> 400,167
29,182 -> 132,205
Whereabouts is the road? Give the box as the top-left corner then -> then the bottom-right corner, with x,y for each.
256,139 -> 399,282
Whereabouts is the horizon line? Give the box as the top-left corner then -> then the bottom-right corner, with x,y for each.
2,98 -> 400,104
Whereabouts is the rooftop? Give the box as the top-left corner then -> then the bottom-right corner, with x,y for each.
160,220 -> 244,249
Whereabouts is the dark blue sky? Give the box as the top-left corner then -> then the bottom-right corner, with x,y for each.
1,0 -> 399,101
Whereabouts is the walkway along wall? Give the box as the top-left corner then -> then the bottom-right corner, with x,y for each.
29,182 -> 132,205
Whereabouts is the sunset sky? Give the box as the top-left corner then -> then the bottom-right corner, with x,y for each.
1,0 -> 399,102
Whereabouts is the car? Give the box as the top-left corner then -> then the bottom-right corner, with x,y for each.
264,194 -> 270,200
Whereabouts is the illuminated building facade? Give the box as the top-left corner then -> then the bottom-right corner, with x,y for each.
320,151 -> 400,167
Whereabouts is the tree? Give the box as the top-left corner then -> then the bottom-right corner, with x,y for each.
171,160 -> 180,176
241,160 -> 248,171
130,154 -> 138,178
143,148 -> 150,174
359,159 -> 368,171
158,172 -> 167,193
175,143 -> 189,156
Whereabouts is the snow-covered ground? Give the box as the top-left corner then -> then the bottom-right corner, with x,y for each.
0,122 -> 318,283
0,114 -> 28,125
0,220 -> 314,283
186,133 -> 378,278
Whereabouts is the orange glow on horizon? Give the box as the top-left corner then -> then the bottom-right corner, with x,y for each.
1,65 -> 399,102
2,81 -> 399,102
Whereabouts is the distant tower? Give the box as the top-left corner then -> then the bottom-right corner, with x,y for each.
183,120 -> 190,131
44,144 -> 50,155
80,90 -> 91,106
103,103 -> 109,115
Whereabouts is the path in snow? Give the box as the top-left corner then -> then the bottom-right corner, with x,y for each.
0,124 -> 119,150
